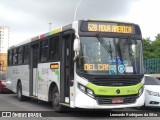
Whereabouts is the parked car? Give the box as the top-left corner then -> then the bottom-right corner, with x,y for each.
144,74 -> 160,108
0,79 -> 11,93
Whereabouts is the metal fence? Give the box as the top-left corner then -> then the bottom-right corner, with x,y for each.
144,58 -> 160,74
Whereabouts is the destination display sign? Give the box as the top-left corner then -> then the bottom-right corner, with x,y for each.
80,21 -> 136,34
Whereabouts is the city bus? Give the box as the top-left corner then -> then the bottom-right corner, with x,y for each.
6,20 -> 144,112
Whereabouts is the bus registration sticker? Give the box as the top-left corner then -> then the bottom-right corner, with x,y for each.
109,65 -> 117,75
112,98 -> 124,104
125,66 -> 133,73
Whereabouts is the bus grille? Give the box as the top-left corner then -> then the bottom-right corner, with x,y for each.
96,96 -> 137,105
91,76 -> 142,86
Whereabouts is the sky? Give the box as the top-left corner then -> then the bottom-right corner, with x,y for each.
0,0 -> 160,46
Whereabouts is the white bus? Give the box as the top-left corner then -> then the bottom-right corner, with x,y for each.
6,20 -> 145,112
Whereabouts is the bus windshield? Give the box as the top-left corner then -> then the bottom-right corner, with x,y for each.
77,36 -> 143,75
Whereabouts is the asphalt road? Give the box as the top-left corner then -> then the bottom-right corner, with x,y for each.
0,93 -> 160,120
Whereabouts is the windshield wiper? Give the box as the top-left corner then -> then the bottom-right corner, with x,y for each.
96,34 -> 112,53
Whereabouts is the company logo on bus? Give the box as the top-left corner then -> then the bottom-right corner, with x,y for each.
116,89 -> 120,94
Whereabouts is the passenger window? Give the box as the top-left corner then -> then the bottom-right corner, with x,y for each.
40,39 -> 49,62
18,47 -> 23,64
24,45 -> 29,64
13,49 -> 18,65
49,36 -> 60,61
8,50 -> 13,66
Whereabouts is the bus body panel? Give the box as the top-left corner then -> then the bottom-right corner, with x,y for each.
37,62 -> 60,101
7,65 -> 30,96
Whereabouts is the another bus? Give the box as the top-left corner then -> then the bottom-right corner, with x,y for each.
6,20 -> 144,111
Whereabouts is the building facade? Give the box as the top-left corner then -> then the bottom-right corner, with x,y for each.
0,26 -> 9,53
0,26 -> 9,73
0,53 -> 7,72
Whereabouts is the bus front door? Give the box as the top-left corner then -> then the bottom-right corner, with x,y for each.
60,30 -> 74,104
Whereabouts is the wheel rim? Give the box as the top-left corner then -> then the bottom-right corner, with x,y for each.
53,91 -> 60,107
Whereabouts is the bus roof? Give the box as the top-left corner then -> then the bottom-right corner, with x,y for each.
88,19 -> 134,24
9,27 -> 63,49
8,19 -> 139,49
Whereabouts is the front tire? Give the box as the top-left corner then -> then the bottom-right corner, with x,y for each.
17,82 -> 24,101
52,86 -> 65,112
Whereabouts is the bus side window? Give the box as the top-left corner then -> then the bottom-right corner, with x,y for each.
49,36 -> 60,61
40,39 -> 49,62
8,50 -> 13,66
18,47 -> 23,65
24,45 -> 29,64
13,48 -> 18,65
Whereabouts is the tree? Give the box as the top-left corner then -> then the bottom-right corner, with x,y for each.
143,37 -> 154,58
143,34 -> 160,58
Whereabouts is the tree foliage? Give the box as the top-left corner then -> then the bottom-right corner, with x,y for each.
143,34 -> 160,58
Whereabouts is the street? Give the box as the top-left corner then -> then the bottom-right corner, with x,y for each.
0,93 -> 160,120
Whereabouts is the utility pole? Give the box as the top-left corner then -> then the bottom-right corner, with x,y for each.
48,22 -> 52,32
74,0 -> 83,21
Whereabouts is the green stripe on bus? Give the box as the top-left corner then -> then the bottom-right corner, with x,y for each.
86,82 -> 143,96
55,70 -> 60,81
38,71 -> 42,81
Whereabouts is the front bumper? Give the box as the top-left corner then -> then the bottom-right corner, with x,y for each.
75,89 -> 145,109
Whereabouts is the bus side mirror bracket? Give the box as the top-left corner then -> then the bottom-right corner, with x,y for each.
73,37 -> 80,61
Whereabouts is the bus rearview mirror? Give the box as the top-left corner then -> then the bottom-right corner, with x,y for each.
73,38 -> 80,52
73,38 -> 80,61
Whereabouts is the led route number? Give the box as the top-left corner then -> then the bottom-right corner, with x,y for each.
88,23 -> 132,34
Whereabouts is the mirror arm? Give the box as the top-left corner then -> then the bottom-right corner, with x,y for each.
73,51 -> 79,61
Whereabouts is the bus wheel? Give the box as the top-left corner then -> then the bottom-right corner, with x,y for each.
17,82 -> 23,101
52,86 -> 64,112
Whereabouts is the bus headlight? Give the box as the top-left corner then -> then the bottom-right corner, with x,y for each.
78,83 -> 94,98
86,89 -> 94,97
78,84 -> 86,92
138,86 -> 144,97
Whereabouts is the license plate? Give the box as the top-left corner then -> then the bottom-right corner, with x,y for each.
112,98 -> 124,104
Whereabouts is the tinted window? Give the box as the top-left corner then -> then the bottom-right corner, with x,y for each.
8,50 -> 13,66
49,36 -> 60,61
18,47 -> 23,64
145,76 -> 160,85
40,39 -> 49,62
13,49 -> 18,65
32,44 -> 39,68
24,45 -> 29,64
